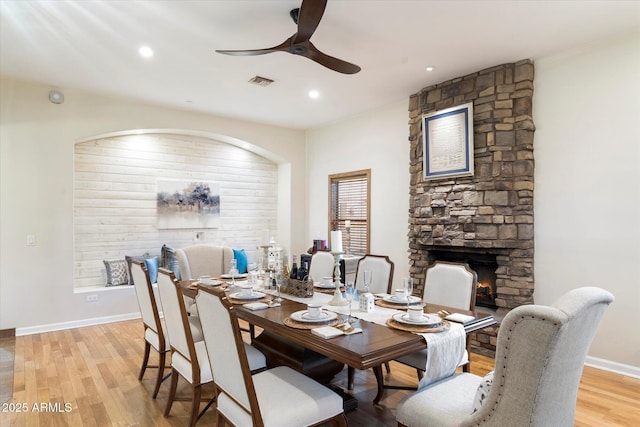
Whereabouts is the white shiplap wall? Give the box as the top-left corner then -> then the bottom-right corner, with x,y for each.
74,133 -> 278,288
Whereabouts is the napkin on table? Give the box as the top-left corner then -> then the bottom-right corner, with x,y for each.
311,326 -> 363,339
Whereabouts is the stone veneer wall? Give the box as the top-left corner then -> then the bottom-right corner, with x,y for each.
408,60 -> 535,351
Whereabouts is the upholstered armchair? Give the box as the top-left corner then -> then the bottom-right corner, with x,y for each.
396,287 -> 614,427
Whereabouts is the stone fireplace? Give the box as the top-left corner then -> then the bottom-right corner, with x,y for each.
408,60 -> 535,352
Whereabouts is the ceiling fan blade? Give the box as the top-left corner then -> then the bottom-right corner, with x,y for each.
216,39 -> 290,56
304,42 -> 361,74
292,0 -> 327,44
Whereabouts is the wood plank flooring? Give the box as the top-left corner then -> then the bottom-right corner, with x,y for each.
1,319 -> 638,426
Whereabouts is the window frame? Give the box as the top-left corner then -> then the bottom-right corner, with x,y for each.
328,169 -> 371,255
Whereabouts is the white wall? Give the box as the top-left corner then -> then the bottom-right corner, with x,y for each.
306,32 -> 640,374
306,100 -> 411,287
533,30 -> 640,370
0,78 -> 306,332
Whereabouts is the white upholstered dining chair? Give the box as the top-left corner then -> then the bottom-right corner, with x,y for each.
156,268 -> 215,427
195,286 -> 347,427
396,287 -> 614,427
308,251 -> 336,283
130,259 -> 170,398
354,254 -> 394,294
394,261 -> 477,378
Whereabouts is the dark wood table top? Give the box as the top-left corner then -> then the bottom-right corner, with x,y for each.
181,280 -> 496,371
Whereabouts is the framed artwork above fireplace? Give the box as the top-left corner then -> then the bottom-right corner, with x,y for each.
422,102 -> 474,180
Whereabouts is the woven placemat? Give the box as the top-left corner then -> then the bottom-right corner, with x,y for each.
283,316 -> 341,330
375,300 -> 426,310
386,318 -> 450,333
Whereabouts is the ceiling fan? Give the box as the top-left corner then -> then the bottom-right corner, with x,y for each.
216,0 -> 361,75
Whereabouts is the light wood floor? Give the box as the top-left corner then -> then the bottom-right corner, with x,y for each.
1,319 -> 638,426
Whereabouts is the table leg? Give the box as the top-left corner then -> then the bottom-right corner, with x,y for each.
347,366 -> 354,390
372,365 -> 384,404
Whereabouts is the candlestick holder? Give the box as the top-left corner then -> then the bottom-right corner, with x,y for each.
328,251 -> 348,306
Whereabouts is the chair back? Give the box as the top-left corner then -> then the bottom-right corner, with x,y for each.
354,254 -> 394,293
470,287 -> 614,426
308,251 -> 335,283
130,260 -> 162,334
423,261 -> 477,310
196,288 -> 262,424
175,244 -> 234,280
156,268 -> 198,374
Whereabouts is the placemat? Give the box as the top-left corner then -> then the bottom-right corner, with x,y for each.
283,317 -> 342,330
314,287 -> 344,295
386,318 -> 450,333
375,300 -> 426,310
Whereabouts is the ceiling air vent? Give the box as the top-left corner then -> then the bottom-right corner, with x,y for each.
248,76 -> 275,87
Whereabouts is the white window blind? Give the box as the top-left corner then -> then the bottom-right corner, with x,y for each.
329,170 -> 370,255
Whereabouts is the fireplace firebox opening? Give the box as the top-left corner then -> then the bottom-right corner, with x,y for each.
428,250 -> 498,309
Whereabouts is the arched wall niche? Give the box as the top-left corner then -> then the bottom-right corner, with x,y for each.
74,129 -> 286,288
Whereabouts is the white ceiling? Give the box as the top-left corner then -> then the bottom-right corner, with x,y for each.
1,1 -> 638,130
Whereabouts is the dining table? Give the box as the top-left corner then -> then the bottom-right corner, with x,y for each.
181,278 -> 496,405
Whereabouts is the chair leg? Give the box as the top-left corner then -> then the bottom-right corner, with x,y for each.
164,368 -> 179,417
189,384 -> 202,427
139,341 -> 151,380
372,365 -> 385,404
152,351 -> 168,399
462,363 -> 470,373
384,361 -> 391,373
331,413 -> 348,426
416,368 -> 424,380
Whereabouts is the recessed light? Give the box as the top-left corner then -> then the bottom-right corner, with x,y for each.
308,90 -> 320,99
139,46 -> 154,58
426,66 -> 435,72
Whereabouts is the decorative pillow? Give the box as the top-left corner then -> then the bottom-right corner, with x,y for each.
161,244 -> 181,280
233,248 -> 248,274
472,370 -> 494,414
125,255 -> 147,285
103,259 -> 129,287
144,256 -> 160,284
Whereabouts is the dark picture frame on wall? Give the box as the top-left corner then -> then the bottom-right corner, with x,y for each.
422,102 -> 474,180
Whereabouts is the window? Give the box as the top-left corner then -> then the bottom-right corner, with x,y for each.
329,169 -> 370,255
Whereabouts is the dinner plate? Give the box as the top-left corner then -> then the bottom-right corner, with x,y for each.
392,312 -> 442,326
196,279 -> 222,286
220,273 -> 248,279
314,282 -> 336,289
290,310 -> 338,323
383,295 -> 422,305
229,291 -> 265,300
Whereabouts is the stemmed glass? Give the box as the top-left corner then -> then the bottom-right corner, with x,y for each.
363,270 -> 372,294
229,259 -> 239,286
274,274 -> 283,303
403,277 -> 414,310
345,281 -> 355,323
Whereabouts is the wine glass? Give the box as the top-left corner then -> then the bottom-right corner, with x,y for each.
363,270 -> 372,293
274,274 -> 283,303
229,259 -> 239,286
345,281 -> 355,323
403,277 -> 414,310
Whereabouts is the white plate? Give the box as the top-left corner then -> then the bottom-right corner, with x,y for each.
196,279 -> 222,286
290,310 -> 338,323
314,282 -> 336,289
383,295 -> 422,305
220,273 -> 248,279
229,291 -> 265,300
392,312 -> 442,326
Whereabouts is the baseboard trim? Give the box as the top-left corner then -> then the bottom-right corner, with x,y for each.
15,313 -> 141,336
585,355 -> 640,379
